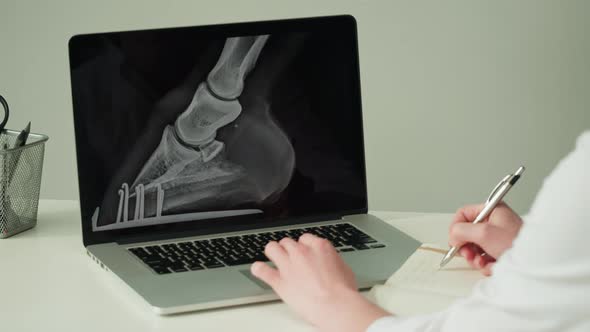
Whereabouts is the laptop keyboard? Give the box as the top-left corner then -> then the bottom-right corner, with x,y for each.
128,223 -> 386,275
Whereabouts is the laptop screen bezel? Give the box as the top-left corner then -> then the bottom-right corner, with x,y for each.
68,15 -> 368,247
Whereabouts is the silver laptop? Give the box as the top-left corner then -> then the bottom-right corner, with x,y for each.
68,15 -> 419,314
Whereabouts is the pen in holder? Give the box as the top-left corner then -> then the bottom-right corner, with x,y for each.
0,129 -> 49,238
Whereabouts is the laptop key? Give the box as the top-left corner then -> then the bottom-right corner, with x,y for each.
225,257 -> 253,266
202,260 -> 224,268
251,254 -> 269,262
144,256 -> 165,265
353,244 -> 370,250
357,236 -> 377,244
131,247 -> 150,258
153,266 -> 171,274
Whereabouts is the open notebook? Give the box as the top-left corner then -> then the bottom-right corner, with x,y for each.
368,244 -> 485,316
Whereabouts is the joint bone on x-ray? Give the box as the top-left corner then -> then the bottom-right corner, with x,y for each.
93,35 -> 276,230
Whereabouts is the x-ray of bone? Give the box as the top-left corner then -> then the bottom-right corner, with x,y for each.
88,34 -> 299,231
71,28 -> 367,235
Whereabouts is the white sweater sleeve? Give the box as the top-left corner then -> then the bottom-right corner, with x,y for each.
367,131 -> 590,332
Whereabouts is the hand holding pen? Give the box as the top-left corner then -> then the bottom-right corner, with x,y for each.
440,166 -> 525,274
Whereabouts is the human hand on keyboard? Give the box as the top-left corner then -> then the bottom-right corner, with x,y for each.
251,233 -> 389,332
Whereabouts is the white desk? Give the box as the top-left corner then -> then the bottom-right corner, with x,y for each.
0,200 -> 452,332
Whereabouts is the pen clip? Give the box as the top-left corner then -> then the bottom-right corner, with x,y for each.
486,174 -> 511,203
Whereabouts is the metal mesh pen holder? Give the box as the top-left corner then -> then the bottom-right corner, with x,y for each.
0,129 -> 48,238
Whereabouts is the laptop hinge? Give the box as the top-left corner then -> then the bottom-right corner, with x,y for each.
115,211 -> 354,245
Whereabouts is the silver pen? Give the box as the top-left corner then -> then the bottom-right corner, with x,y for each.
439,166 -> 525,269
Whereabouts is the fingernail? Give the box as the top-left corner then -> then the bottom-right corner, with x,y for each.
251,261 -> 260,274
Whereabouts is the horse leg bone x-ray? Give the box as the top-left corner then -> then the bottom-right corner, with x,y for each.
93,35 -> 270,229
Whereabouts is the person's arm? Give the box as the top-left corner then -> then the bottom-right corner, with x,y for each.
252,131 -> 590,332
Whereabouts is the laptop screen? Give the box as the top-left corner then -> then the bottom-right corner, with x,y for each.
69,16 -> 368,246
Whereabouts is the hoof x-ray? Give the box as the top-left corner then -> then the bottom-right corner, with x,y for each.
70,26 -> 366,234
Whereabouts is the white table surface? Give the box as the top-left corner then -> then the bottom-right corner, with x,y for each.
0,200 -> 452,332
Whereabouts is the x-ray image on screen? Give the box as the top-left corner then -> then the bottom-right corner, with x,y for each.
70,27 -> 366,233
101,35 -> 292,231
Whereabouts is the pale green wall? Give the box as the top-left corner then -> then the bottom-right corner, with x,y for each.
1,0 -> 588,214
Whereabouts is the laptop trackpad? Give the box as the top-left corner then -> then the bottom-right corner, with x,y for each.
240,269 -> 272,290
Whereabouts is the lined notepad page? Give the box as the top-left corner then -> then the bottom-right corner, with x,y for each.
369,244 -> 485,316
